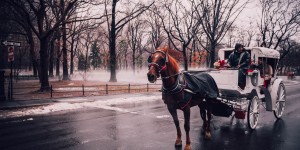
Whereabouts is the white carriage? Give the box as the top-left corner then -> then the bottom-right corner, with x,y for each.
208,47 -> 286,129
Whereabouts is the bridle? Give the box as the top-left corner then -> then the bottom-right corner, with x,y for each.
148,50 -> 180,79
147,50 -> 168,74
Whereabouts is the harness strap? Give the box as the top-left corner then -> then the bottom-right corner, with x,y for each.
148,63 -> 167,72
161,72 -> 181,79
162,73 -> 186,94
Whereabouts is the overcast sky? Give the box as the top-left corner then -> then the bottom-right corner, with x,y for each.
238,0 -> 260,25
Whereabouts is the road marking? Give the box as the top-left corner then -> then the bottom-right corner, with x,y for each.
156,115 -> 171,119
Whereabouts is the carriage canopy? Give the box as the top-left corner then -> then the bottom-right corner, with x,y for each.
218,47 -> 280,61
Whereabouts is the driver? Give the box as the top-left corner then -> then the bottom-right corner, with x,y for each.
227,43 -> 250,90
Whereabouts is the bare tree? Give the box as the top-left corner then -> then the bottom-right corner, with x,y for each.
225,25 -> 237,47
104,0 -> 154,82
258,0 -> 300,52
5,0 -> 82,91
196,0 -> 249,67
126,18 -> 145,73
235,23 -> 256,47
1,0 -> 40,78
156,0 -> 201,71
79,28 -> 99,72
278,40 -> 300,74
145,7 -> 166,49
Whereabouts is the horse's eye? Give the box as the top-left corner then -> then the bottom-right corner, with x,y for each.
147,56 -> 152,63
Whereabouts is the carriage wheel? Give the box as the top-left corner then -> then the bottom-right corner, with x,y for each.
247,96 -> 260,130
273,83 -> 286,119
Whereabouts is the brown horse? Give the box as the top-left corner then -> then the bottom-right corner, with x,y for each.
147,47 -> 219,150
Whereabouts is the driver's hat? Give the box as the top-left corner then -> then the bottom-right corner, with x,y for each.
235,43 -> 244,50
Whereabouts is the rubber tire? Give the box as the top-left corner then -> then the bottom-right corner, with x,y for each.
273,83 -> 286,119
247,95 -> 260,130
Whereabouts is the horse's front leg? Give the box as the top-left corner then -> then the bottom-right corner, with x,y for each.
183,106 -> 191,150
168,106 -> 182,147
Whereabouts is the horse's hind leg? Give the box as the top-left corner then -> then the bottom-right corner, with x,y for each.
183,106 -> 191,150
198,102 -> 207,135
204,99 -> 213,140
167,107 -> 182,147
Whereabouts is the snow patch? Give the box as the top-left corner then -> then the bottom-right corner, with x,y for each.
3,95 -> 161,118
156,115 -> 170,119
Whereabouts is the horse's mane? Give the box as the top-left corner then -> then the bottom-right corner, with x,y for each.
157,47 -> 179,72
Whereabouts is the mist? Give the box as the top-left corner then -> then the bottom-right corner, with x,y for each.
70,69 -> 161,84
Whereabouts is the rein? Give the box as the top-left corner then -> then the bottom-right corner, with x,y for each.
161,72 -> 181,79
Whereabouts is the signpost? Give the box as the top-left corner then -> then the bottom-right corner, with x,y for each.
1,41 -> 21,47
8,46 -> 14,62
1,40 -> 20,100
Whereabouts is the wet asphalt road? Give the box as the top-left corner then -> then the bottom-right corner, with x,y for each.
1,82 -> 300,150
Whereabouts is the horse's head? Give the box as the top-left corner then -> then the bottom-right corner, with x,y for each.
147,50 -> 168,83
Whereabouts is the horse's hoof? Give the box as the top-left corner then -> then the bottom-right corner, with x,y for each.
204,131 -> 211,140
175,139 -> 182,147
184,144 -> 191,150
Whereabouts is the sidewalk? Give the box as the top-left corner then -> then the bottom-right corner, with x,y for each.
0,92 -> 161,110
0,78 -> 299,110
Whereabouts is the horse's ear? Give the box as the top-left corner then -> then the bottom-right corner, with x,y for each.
165,47 -> 169,63
165,54 -> 169,63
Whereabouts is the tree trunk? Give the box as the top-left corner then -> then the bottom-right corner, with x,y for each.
182,45 -> 188,71
29,62 -> 32,71
0,46 -> 5,100
139,49 -> 143,70
85,46 -> 89,73
39,37 -> 50,91
125,52 -> 128,70
109,0 -> 117,82
56,29 -> 61,77
70,37 -> 75,74
132,49 -> 136,73
28,33 -> 38,77
62,22 -> 69,80
189,49 -> 192,67
49,38 -> 54,77
209,42 -> 216,68
61,0 -> 69,80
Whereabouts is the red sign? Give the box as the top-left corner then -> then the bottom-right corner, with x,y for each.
8,46 -> 14,62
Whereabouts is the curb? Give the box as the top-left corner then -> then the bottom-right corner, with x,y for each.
0,99 -> 55,110
0,103 -> 52,110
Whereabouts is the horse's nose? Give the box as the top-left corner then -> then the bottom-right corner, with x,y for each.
147,73 -> 156,83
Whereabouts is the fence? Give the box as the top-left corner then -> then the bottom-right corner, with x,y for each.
12,83 -> 161,100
